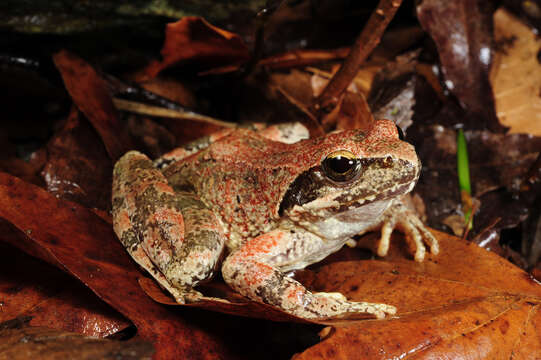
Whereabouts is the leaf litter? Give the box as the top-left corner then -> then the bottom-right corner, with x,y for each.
0,1 -> 541,359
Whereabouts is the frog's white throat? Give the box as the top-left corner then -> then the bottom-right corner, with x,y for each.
287,198 -> 395,241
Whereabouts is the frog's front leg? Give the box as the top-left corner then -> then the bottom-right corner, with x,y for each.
222,229 -> 396,320
374,197 -> 439,262
112,151 -> 225,303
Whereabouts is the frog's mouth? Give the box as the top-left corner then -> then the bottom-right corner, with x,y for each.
279,158 -> 419,217
281,179 -> 417,241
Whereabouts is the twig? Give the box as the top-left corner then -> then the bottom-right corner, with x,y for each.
112,98 -> 236,128
241,0 -> 285,78
312,0 -> 403,117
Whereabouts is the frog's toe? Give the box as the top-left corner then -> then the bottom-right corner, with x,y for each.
401,218 -> 426,262
377,218 -> 396,257
403,217 -> 441,262
349,301 -> 397,319
418,221 -> 439,255
312,293 -> 396,319
174,289 -> 204,304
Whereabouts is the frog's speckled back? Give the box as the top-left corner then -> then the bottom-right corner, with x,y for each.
163,120 -> 419,249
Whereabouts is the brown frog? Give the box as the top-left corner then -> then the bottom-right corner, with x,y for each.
112,120 -> 438,320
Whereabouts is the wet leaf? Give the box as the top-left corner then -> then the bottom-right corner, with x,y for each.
0,318 -> 153,360
53,50 -> 131,161
138,277 -> 305,323
417,0 -> 505,131
0,240 -> 129,337
294,230 -> 541,359
41,108 -> 112,210
266,69 -> 373,134
0,172 -> 238,359
145,17 -> 250,78
411,120 -> 541,231
368,51 -> 420,132
492,8 -> 541,136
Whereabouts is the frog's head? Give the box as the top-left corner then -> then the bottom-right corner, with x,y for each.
278,119 -> 421,240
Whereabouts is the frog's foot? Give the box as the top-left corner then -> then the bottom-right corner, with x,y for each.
377,201 -> 439,262
222,228 -> 397,320
312,292 -> 396,319
113,151 -> 225,303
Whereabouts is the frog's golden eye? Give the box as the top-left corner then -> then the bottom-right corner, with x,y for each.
321,150 -> 361,182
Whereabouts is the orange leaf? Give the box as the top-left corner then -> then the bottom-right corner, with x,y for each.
0,172 -> 236,359
0,240 -> 129,337
145,17 -> 250,77
53,50 -> 131,161
294,230 -> 541,359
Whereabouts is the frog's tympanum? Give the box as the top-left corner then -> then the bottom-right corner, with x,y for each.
112,120 -> 439,320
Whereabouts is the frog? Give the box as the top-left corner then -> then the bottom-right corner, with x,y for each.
112,120 -> 439,320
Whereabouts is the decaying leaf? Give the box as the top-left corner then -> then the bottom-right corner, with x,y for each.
492,8 -> 541,136
0,172 -> 237,359
0,240 -> 129,338
0,318 -> 153,360
53,50 -> 131,162
417,0 -> 504,131
293,230 -> 541,359
145,17 -> 250,78
41,108 -> 112,210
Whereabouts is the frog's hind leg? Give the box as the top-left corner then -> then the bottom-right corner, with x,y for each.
113,151 -> 225,303
222,228 -> 396,320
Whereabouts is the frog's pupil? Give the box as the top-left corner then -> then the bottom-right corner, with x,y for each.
329,156 -> 354,174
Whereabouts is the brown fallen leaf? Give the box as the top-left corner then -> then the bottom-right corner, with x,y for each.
417,0 -> 505,132
145,17 -> 250,78
41,107 -> 112,210
492,8 -> 541,136
293,229 -> 541,359
138,277 -> 306,323
0,318 -> 153,360
0,172 -> 238,359
267,69 -> 374,135
53,50 -> 132,161
3,160 -> 540,358
0,239 -> 129,338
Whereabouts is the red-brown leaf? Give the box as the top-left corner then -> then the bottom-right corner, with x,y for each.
417,0 -> 505,131
53,50 -> 131,161
145,17 -> 250,77
293,230 -> 541,359
0,240 -> 129,337
0,172 -> 236,359
41,107 -> 112,210
0,319 -> 154,360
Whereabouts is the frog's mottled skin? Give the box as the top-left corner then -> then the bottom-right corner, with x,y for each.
112,120 -> 438,320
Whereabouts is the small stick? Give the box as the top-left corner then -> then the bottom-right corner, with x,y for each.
113,98 -> 236,128
312,0 -> 403,116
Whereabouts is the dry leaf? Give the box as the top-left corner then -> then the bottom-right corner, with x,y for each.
53,50 -> 132,161
417,0 -> 504,131
0,318 -> 153,360
293,230 -> 541,359
492,8 -> 541,136
0,240 -> 129,337
145,17 -> 250,78
41,107 -> 112,210
0,172 -> 237,359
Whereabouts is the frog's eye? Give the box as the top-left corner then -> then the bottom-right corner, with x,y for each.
321,150 -> 361,182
